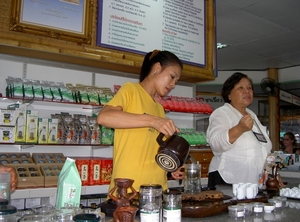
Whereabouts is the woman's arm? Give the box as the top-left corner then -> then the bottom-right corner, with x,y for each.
97,105 -> 179,137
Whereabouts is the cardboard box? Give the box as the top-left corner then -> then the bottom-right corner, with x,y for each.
14,104 -> 27,143
100,158 -> 113,185
25,110 -> 39,143
13,164 -> 44,188
10,198 -> 25,210
89,157 -> 101,186
0,126 -> 15,143
25,198 -> 41,209
38,118 -> 48,144
40,164 -> 63,187
74,157 -> 90,186
0,109 -> 17,126
48,118 -> 59,144
0,152 -> 33,165
32,153 -> 65,164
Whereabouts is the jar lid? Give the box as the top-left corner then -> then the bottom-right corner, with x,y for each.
140,184 -> 162,189
163,189 -> 182,195
228,205 -> 244,211
73,213 -> 100,222
0,205 -> 17,215
0,199 -> 8,206
252,202 -> 265,207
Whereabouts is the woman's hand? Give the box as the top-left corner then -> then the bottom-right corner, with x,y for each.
171,166 -> 185,180
0,165 -> 17,192
152,116 -> 179,137
237,114 -> 253,133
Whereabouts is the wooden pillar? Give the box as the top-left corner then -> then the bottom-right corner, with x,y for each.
268,68 -> 279,151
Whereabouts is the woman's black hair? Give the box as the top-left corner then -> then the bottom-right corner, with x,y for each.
139,50 -> 183,82
221,72 -> 254,103
284,132 -> 296,145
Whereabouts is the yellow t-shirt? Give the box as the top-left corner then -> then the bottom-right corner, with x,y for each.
106,82 -> 167,192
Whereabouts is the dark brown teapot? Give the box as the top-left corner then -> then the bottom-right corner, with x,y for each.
266,165 -> 279,193
155,133 -> 190,172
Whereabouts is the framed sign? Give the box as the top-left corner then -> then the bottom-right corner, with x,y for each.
96,0 -> 217,80
10,0 -> 93,44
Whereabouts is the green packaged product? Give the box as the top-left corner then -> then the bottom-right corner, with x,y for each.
55,157 -> 82,209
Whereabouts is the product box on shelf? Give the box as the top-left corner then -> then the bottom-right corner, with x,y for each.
74,157 -> 90,186
89,157 -> 101,186
38,118 -> 48,144
48,118 -> 59,144
39,164 -> 63,187
0,109 -> 17,126
0,126 -> 15,143
100,157 -> 113,185
12,164 -> 44,188
32,153 -> 65,164
25,110 -> 39,143
72,157 -> 112,186
13,103 -> 27,143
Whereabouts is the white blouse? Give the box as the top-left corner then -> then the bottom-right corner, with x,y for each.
206,103 -> 272,184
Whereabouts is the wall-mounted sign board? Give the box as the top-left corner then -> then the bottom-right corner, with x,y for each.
96,0 -> 217,82
97,0 -> 205,67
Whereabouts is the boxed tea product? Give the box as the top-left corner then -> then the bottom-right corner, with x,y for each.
38,118 -> 48,144
48,118 -> 59,144
0,126 -> 15,143
25,110 -> 39,143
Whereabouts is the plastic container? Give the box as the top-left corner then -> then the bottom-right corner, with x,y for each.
237,203 -> 253,216
252,202 -> 265,215
274,196 -> 287,207
228,205 -> 244,218
139,184 -> 162,222
0,172 -> 10,204
268,198 -> 282,208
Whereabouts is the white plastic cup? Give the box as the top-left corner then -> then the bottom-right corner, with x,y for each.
232,184 -> 239,197
0,172 -> 11,203
250,183 -> 259,196
236,187 -> 246,200
246,186 -> 255,199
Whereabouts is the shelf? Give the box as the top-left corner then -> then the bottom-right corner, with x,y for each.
11,185 -> 110,200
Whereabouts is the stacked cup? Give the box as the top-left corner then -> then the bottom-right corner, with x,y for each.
232,183 -> 259,200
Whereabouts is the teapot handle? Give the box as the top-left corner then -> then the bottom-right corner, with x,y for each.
156,133 -> 171,146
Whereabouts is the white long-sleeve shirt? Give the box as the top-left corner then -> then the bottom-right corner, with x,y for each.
206,103 -> 272,184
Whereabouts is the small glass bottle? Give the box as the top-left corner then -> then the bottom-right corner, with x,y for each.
139,183 -> 162,222
162,190 -> 181,222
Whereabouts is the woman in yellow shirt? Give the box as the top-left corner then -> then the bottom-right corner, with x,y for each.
97,50 -> 185,193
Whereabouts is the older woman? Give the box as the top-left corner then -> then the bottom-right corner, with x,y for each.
206,72 -> 272,188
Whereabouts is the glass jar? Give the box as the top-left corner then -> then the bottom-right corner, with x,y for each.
139,183 -> 162,222
183,163 -> 201,194
0,205 -> 17,222
19,214 -> 51,222
162,189 -> 181,222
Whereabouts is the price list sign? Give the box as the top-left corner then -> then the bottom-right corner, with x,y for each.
97,0 -> 206,67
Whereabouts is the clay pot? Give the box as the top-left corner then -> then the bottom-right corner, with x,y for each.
266,165 -> 279,192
